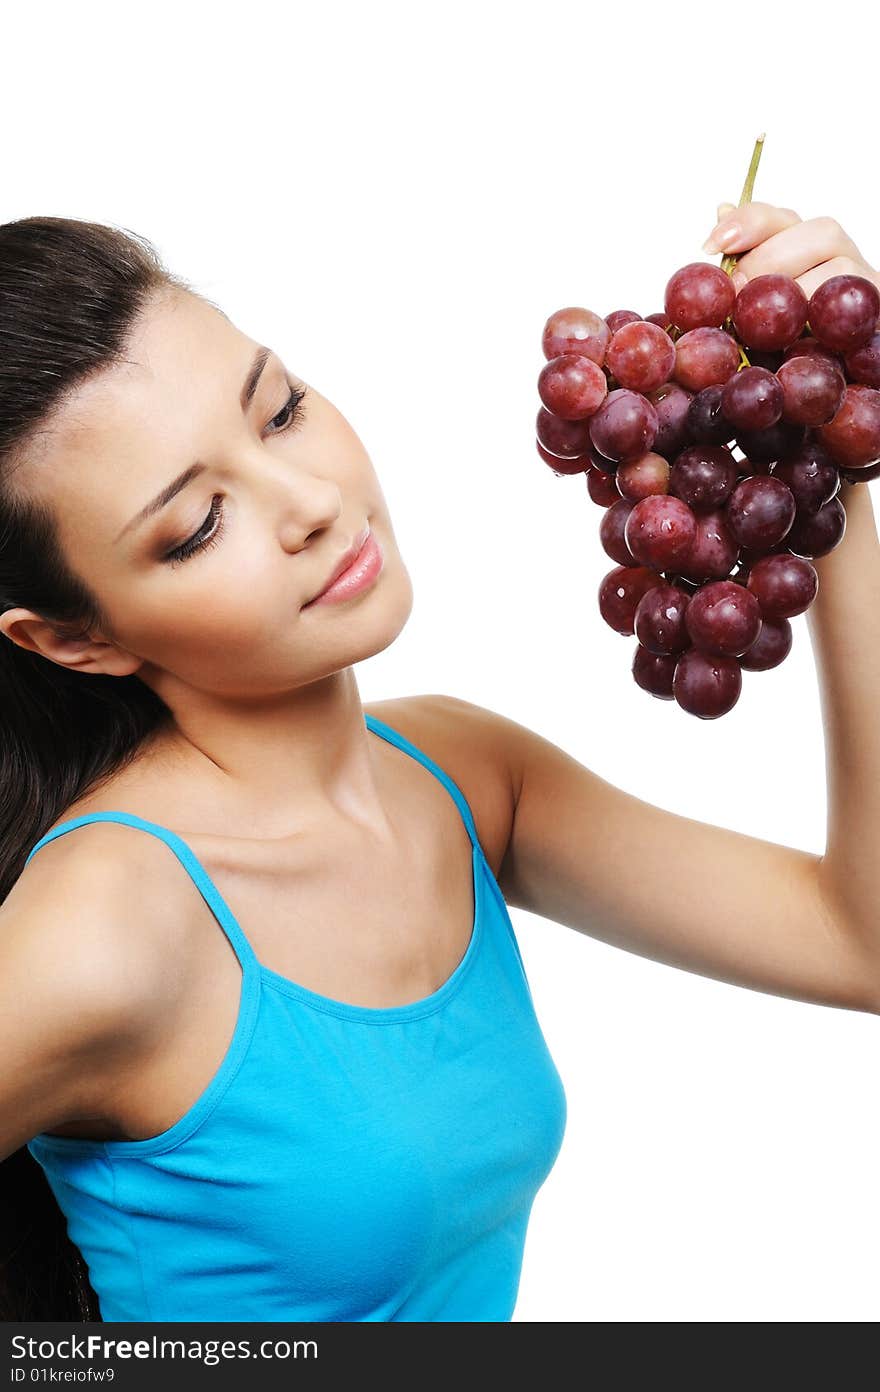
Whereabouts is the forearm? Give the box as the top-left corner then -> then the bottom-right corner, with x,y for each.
806,479 -> 880,947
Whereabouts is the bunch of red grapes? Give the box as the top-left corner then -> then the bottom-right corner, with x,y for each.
537,266 -> 880,718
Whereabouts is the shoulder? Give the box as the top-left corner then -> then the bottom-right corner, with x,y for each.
11,820 -> 197,1008
364,693 -> 526,876
14,816 -> 200,942
1,825 -> 187,1136
365,691 -> 528,789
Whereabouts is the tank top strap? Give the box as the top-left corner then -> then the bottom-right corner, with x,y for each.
24,810 -> 259,974
364,711 -> 481,852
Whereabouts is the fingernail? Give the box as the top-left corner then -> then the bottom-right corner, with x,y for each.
730,268 -> 747,292
702,222 -> 741,254
716,202 -> 737,221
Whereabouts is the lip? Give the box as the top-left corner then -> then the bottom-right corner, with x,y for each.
303,525 -> 383,607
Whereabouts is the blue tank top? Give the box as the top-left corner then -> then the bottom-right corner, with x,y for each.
24,712 -> 567,1322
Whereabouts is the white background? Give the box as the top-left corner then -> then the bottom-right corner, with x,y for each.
4,1 -> 878,1321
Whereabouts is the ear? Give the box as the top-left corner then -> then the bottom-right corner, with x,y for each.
0,608 -> 144,677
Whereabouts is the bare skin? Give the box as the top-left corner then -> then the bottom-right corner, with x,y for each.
3,286 -> 417,837
17,694 -> 513,1143
5,204 -> 880,1153
1,288 -> 514,1142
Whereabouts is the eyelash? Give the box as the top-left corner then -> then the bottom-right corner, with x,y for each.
163,385 -> 308,568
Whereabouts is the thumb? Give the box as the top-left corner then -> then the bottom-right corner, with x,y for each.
716,201 -> 737,221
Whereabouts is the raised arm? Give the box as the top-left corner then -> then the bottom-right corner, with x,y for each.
464,204 -> 880,1015
495,700 -> 880,1014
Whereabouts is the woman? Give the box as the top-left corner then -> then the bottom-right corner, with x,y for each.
1,204 -> 878,1323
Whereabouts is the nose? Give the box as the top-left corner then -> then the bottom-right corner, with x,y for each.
277,475 -> 344,554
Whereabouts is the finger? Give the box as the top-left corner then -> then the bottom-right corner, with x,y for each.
730,217 -> 864,288
703,201 -> 801,255
795,255 -> 880,303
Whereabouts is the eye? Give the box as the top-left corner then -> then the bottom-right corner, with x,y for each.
268,383 -> 309,434
163,494 -> 225,568
161,384 -> 309,568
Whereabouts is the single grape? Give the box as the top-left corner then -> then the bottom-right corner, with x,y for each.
735,419 -> 807,465
664,262 -> 736,331
732,274 -> 808,350
624,495 -> 698,570
605,310 -> 642,334
632,645 -> 677,699
542,307 -> 611,366
844,330 -> 880,388
586,464 -> 621,507
720,366 -> 784,430
738,616 -> 792,671
536,407 -> 593,458
746,553 -> 818,618
531,437 -> 587,476
783,336 -> 843,366
808,274 -> 880,353
606,321 -> 676,393
538,354 -> 608,420
687,385 -> 737,445
673,327 -> 741,392
678,509 -> 739,581
784,497 -> 847,559
818,384 -> 880,468
645,312 -> 672,329
634,582 -> 692,655
770,440 -> 840,515
685,579 -> 763,657
536,438 -> 591,475
669,444 -> 739,513
598,564 -> 664,635
615,451 -> 670,501
648,382 -> 694,459
725,476 -> 797,551
600,499 -> 638,565
672,648 -> 742,719
776,354 -> 846,426
589,389 -> 659,463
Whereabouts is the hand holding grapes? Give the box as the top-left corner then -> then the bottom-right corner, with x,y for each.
704,201 -> 880,503
704,201 -> 880,302
535,142 -> 880,718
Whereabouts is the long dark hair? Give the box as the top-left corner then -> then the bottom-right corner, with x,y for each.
0,216 -> 194,1320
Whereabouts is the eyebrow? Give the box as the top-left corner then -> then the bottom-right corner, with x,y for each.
115,344 -> 272,543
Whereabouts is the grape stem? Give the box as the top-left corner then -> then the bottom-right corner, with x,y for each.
720,133 -> 766,368
720,133 -> 765,276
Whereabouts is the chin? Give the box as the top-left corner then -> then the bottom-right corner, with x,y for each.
359,563 -> 414,656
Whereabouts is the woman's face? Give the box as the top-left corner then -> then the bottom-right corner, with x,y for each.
14,286 -> 413,703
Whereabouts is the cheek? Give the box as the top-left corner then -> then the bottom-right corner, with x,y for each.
133,553 -> 289,657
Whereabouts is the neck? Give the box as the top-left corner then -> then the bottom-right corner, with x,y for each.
143,667 -> 393,839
